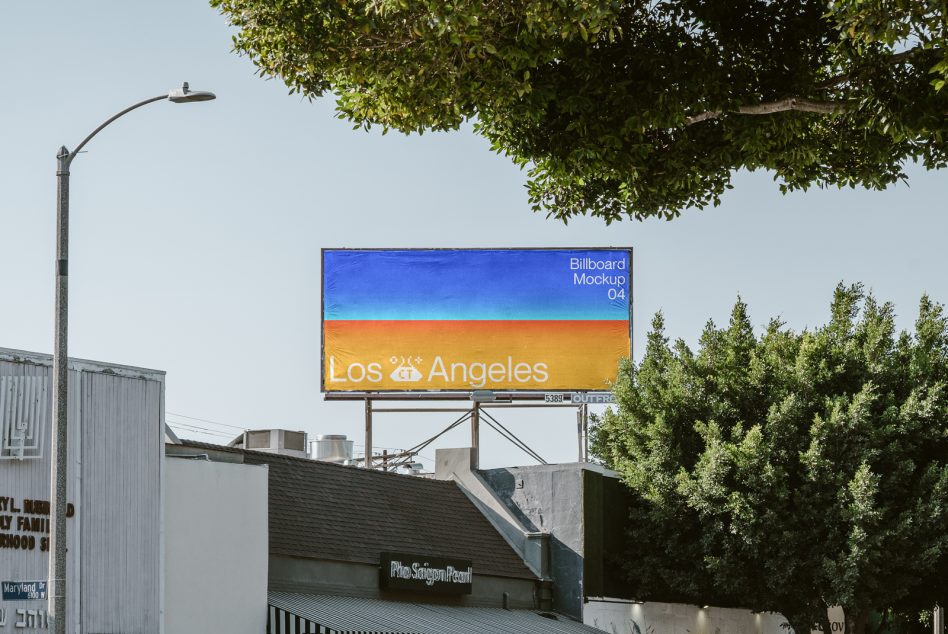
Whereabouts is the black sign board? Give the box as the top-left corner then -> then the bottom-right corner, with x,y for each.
379,552 -> 473,595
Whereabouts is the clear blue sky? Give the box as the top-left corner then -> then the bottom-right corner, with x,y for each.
2,2 -> 946,469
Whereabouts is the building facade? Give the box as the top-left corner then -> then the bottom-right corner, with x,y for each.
169,439 -> 606,634
0,349 -> 269,634
0,348 -> 164,633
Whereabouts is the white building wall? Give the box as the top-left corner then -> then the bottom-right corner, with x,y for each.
164,456 -> 268,634
0,349 -> 164,633
584,600 -> 845,634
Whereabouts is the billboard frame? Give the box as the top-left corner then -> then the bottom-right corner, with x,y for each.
320,246 -> 633,395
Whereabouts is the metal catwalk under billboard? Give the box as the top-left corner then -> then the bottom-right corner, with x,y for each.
322,248 -> 632,392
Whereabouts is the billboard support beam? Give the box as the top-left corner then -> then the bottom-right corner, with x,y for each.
582,404 -> 589,462
576,408 -> 584,462
364,398 -> 373,469
471,403 -> 480,468
345,395 -> 593,470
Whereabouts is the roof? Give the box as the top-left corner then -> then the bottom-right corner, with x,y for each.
480,461 -> 620,482
0,347 -> 166,379
179,440 -> 535,580
268,592 -> 605,634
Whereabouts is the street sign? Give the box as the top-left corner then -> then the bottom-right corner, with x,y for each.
2,580 -> 47,600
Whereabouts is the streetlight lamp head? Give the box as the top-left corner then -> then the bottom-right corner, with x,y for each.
168,81 -> 216,103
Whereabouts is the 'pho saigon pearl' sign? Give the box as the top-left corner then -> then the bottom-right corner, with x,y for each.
379,552 -> 473,595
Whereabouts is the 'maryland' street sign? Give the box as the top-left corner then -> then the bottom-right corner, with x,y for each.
2,580 -> 47,600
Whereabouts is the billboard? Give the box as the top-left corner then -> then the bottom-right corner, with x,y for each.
322,248 -> 631,392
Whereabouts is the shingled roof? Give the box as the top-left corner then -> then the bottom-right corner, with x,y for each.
178,440 -> 535,580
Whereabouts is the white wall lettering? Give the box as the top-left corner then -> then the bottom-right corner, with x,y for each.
9,608 -> 48,630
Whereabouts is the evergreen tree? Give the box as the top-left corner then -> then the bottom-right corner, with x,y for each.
592,285 -> 948,633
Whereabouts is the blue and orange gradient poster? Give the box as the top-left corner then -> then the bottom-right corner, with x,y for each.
322,248 -> 631,392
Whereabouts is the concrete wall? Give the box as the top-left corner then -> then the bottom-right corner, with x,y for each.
585,600 -> 848,634
477,458 -> 861,634
433,447 -> 550,580
164,457 -> 268,634
480,463 -> 590,620
269,556 -> 539,610
585,600 -> 790,634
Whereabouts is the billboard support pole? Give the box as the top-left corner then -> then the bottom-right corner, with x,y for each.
582,404 -> 589,462
576,408 -> 584,462
364,398 -> 373,469
336,397 -> 602,470
471,403 -> 480,468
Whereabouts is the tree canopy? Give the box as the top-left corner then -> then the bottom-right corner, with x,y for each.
591,285 -> 948,634
211,0 -> 947,222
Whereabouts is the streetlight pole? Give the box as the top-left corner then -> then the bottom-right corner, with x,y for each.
50,82 -> 215,634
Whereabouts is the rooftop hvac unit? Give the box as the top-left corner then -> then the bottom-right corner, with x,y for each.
233,429 -> 309,459
312,434 -> 354,464
245,430 -> 271,449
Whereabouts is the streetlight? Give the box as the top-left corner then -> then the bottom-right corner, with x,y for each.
50,82 -> 215,634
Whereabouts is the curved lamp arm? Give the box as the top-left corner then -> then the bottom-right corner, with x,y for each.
65,94 -> 169,165
62,82 -> 216,167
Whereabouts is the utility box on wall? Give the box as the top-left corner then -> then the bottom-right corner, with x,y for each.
0,348 -> 164,633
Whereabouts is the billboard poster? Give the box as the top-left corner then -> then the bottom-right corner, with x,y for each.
322,248 -> 631,392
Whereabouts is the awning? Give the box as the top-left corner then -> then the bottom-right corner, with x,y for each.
268,592 -> 605,634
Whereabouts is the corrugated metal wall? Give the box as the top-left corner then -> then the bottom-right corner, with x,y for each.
0,356 -> 81,631
0,350 -> 163,633
80,371 -> 162,633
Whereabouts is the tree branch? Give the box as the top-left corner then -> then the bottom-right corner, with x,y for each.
685,46 -> 938,126
685,97 -> 852,125
817,46 -> 936,90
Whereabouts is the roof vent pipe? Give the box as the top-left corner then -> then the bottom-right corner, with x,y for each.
312,434 -> 354,464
